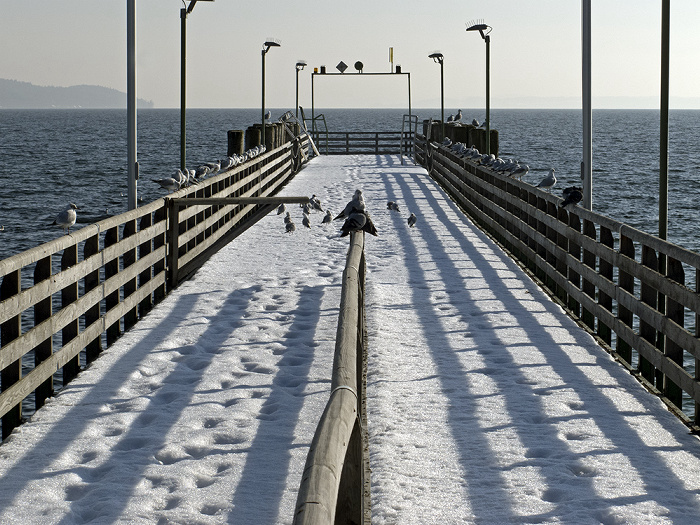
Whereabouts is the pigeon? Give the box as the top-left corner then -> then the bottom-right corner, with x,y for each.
302,214 -> 311,228
284,212 -> 292,224
286,221 -> 296,233
407,213 -> 417,228
154,177 -> 180,192
277,203 -> 286,215
560,186 -> 583,208
340,211 -> 367,237
536,168 -> 556,192
322,210 -> 332,224
52,203 -> 79,232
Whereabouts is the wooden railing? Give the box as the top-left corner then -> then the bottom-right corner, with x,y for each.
294,231 -> 369,525
417,135 -> 700,428
0,138 -> 307,440
315,131 -> 413,155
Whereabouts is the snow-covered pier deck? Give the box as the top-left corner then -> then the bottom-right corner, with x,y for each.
2,155 -> 700,524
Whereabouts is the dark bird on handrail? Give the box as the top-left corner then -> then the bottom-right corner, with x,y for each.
340,211 -> 366,237
560,186 -> 583,208
52,203 -> 78,233
536,168 -> 556,192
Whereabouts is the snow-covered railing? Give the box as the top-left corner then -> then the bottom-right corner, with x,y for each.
317,131 -> 413,155
294,231 -> 369,525
0,138 -> 308,440
417,134 -> 700,430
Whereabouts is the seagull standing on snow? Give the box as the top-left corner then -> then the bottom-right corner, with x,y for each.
277,203 -> 285,215
302,214 -> 311,228
536,168 -> 556,192
52,203 -> 79,233
322,210 -> 332,224
283,212 -> 292,224
387,201 -> 400,212
407,213 -> 417,228
286,221 -> 296,233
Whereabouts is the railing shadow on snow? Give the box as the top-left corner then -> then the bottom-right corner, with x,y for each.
416,134 -> 700,430
0,137 -> 309,440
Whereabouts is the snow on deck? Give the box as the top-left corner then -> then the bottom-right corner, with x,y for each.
1,155 -> 700,524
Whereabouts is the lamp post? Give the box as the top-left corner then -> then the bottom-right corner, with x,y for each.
180,0 -> 214,171
127,0 -> 137,210
466,21 -> 491,155
295,60 -> 307,119
428,52 -> 444,139
262,39 -> 281,149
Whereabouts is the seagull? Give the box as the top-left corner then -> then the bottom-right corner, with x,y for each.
536,168 -> 556,192
154,177 -> 180,192
310,195 -> 323,211
277,203 -> 286,215
560,186 -> 583,208
286,221 -> 296,233
335,190 -> 365,220
471,118 -> 480,127
454,109 -> 463,122
509,164 -> 529,180
284,212 -> 292,224
195,165 -> 210,178
302,214 -> 311,228
322,210 -> 332,224
265,110 -> 272,121
387,201 -> 400,212
447,114 -> 454,123
407,213 -> 417,228
52,203 -> 79,233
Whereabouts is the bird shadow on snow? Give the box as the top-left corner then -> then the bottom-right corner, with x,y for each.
379,171 -> 700,523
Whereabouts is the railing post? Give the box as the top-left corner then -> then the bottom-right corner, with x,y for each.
168,199 -> 181,290
617,234 -> 635,365
153,204 -> 167,303
598,226 -> 614,346
639,244 -> 658,384
567,212 -> 581,318
61,244 -> 80,385
1,269 -> 21,439
123,219 -> 138,331
104,226 -> 121,346
34,256 -> 54,409
138,212 -> 154,316
581,220 -> 597,330
84,233 -> 102,364
664,257 -> 684,408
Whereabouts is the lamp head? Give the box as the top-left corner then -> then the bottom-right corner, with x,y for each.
428,52 -> 444,64
262,38 -> 281,54
466,20 -> 491,39
296,60 -> 307,71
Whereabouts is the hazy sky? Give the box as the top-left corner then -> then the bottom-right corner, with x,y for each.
4,1 -> 700,109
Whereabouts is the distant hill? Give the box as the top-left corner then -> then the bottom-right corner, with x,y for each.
0,79 -> 153,109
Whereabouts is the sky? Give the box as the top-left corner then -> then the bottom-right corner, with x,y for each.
2,155 -> 700,523
4,1 -> 700,109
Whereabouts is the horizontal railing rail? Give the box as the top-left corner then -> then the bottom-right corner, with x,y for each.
416,134 -> 700,429
294,231 -> 369,525
313,131 -> 414,155
0,135 -> 309,440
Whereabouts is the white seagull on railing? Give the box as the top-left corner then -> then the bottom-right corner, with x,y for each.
536,168 -> 556,192
52,203 -> 79,232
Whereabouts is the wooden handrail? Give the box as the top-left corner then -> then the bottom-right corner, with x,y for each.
294,231 -> 368,525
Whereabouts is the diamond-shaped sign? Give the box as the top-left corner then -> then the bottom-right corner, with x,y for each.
336,61 -> 348,73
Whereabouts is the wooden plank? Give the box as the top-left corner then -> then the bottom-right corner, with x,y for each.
33,255 -> 53,409
61,243 -> 80,385
84,233 -> 102,364
664,257 -> 685,409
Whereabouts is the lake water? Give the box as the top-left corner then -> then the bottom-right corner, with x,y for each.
1,107 -> 699,261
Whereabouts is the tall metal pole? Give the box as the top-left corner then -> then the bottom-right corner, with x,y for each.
440,60 -> 445,138
485,35 -> 490,155
296,67 -> 300,119
180,8 -> 187,171
582,0 -> 593,210
261,49 -> 266,149
127,0 -> 137,210
660,0 -> 670,241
